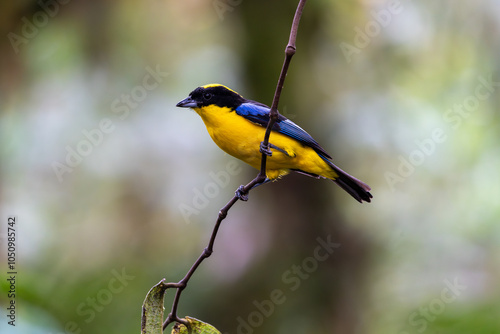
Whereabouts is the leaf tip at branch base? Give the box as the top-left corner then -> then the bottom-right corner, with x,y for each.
141,279 -> 168,334
171,317 -> 222,334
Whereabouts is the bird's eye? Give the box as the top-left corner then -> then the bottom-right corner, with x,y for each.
203,93 -> 212,100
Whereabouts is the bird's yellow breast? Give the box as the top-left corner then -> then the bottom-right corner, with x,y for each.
193,105 -> 336,180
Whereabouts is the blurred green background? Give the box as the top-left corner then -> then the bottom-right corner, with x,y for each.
1,0 -> 500,333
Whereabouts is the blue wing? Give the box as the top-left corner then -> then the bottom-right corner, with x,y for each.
235,102 -> 332,159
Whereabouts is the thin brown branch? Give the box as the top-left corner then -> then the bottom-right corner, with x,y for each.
160,0 -> 307,330
259,0 -> 307,178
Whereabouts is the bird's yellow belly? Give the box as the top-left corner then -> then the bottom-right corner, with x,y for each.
196,106 -> 334,180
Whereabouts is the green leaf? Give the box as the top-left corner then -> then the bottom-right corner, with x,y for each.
171,317 -> 222,334
141,279 -> 168,334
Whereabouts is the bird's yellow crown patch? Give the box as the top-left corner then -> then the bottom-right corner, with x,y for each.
201,83 -> 241,96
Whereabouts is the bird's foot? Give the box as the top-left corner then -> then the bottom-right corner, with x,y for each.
260,142 -> 273,156
235,185 -> 249,201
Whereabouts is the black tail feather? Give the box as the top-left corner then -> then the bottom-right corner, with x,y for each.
332,166 -> 372,203
292,164 -> 372,203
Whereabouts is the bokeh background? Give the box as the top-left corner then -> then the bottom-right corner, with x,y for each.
1,0 -> 500,333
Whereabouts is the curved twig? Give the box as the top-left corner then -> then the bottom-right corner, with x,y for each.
161,0 -> 307,330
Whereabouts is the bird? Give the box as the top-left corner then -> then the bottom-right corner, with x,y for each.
176,84 -> 372,203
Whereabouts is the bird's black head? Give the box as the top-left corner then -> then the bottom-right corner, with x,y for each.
176,84 -> 245,109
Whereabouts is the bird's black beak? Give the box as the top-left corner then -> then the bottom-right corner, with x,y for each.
176,96 -> 198,108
